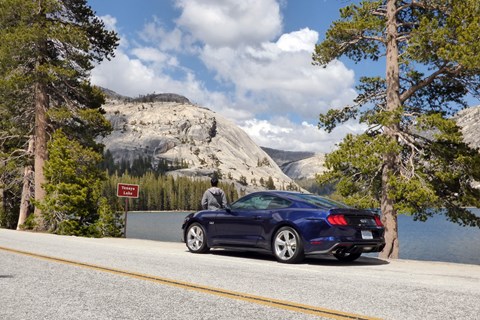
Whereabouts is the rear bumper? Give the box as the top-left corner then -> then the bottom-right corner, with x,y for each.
305,240 -> 385,255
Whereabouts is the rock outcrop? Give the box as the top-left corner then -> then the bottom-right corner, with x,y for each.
455,105 -> 480,150
281,154 -> 327,180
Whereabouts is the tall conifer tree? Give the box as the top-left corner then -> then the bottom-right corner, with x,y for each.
313,0 -> 480,258
0,0 -> 118,229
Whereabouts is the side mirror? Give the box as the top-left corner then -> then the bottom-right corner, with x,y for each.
225,205 -> 232,213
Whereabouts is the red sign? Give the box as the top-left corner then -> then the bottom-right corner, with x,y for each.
117,183 -> 140,198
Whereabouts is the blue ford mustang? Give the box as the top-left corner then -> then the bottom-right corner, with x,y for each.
182,191 -> 385,263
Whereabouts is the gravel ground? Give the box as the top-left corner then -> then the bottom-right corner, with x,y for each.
1,229 -> 479,320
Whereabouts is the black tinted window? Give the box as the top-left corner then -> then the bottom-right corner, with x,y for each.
290,194 -> 350,209
267,197 -> 291,209
231,195 -> 291,210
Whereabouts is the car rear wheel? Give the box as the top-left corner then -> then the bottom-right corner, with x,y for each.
333,251 -> 362,262
186,223 -> 209,253
273,227 -> 304,263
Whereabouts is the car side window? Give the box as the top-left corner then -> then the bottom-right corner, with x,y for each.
231,196 -> 256,210
267,197 -> 291,209
231,195 -> 279,210
251,195 -> 271,210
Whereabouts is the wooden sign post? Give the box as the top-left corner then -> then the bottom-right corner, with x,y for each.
116,183 -> 140,237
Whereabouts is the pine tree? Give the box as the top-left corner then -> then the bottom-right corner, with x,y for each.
0,0 -> 118,230
266,176 -> 275,190
37,130 -> 110,236
313,0 -> 480,258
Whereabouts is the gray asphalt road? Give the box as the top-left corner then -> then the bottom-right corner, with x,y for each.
1,228 -> 479,320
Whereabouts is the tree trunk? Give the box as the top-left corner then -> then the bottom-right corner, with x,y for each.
17,136 -> 35,229
33,81 -> 49,231
379,0 -> 401,259
33,0 -> 49,231
379,152 -> 399,258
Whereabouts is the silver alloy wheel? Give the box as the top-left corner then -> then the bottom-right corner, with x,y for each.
274,229 -> 298,261
187,225 -> 204,251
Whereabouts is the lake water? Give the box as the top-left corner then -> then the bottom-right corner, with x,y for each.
125,209 -> 480,265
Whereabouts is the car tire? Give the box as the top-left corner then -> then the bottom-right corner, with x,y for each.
186,223 -> 210,253
333,251 -> 362,262
273,226 -> 304,264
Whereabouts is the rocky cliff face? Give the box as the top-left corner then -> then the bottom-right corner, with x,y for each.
455,105 -> 480,150
98,94 -> 296,190
262,147 -> 326,180
455,105 -> 480,188
281,154 -> 327,180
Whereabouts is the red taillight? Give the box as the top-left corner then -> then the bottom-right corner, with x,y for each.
327,214 -> 348,226
374,214 -> 384,227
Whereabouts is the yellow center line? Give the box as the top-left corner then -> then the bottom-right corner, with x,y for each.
0,246 -> 382,320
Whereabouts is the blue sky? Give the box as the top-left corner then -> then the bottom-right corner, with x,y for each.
87,0 -> 377,153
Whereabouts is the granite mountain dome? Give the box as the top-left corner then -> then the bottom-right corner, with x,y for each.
98,92 -> 297,190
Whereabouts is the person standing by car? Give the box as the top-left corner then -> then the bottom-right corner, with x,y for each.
201,176 -> 227,210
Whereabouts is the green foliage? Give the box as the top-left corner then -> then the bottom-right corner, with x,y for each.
102,172 -> 239,212
265,176 -> 275,190
318,117 -> 480,225
314,0 -> 480,228
0,0 -> 118,230
237,175 -> 248,186
295,178 -> 334,195
96,197 -> 123,237
208,118 -> 217,138
317,133 -> 389,209
37,130 -> 120,236
0,157 -> 23,228
257,157 -> 271,167
313,0 -> 385,65
100,154 -> 190,177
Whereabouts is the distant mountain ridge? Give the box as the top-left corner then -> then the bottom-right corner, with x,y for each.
261,147 -> 314,166
262,147 -> 325,180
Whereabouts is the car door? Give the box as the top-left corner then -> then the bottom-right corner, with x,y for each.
212,194 -> 272,247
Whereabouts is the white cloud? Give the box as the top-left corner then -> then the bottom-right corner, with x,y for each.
175,0 -> 282,47
240,118 -> 366,153
131,47 -> 177,66
200,28 -> 357,119
139,18 -> 187,52
276,28 -> 318,52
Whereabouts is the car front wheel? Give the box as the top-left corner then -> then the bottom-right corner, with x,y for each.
186,223 -> 209,253
273,227 -> 304,263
